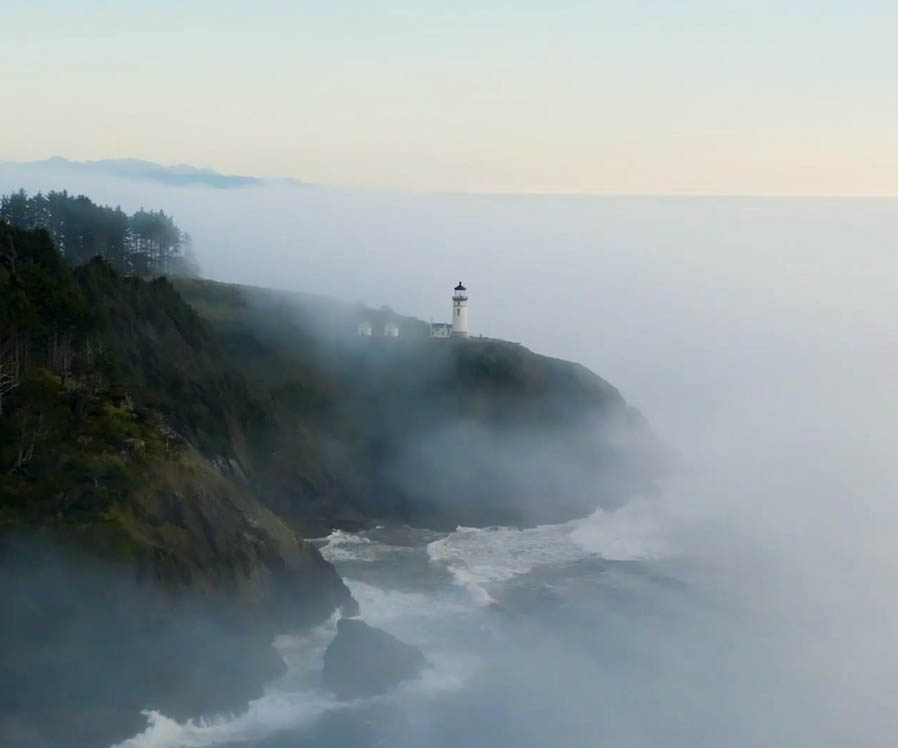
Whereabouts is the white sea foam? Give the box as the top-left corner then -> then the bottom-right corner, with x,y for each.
398,649 -> 482,696
111,616 -> 346,747
113,504 -> 671,746
569,499 -> 671,561
426,523 -> 585,604
316,529 -> 373,562
271,613 -> 340,689
110,691 -> 345,748
344,578 -> 470,629
317,529 -> 415,563
112,596 -> 474,748
427,499 -> 671,604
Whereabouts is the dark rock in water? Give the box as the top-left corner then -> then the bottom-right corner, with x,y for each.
341,595 -> 362,618
0,519 -> 353,748
323,618 -> 427,699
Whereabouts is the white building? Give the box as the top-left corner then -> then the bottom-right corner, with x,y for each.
357,318 -> 401,338
430,322 -> 452,338
431,281 -> 470,338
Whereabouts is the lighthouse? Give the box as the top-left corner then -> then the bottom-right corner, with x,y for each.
452,281 -> 469,337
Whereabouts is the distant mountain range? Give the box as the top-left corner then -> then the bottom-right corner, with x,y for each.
0,156 -> 305,189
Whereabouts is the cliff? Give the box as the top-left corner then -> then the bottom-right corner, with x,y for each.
0,223 -> 352,747
173,278 -> 666,534
0,219 -> 663,746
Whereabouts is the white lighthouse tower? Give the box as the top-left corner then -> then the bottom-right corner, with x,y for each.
452,281 -> 469,337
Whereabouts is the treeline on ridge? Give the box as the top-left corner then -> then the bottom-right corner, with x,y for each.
0,220 -> 252,517
0,188 -> 200,277
0,205 -> 665,535
0,220 -> 350,748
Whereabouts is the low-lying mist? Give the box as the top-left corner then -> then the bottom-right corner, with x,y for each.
2,161 -> 896,744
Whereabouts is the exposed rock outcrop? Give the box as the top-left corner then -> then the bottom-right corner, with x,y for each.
0,449 -> 354,748
0,225 -> 361,747
323,618 -> 428,699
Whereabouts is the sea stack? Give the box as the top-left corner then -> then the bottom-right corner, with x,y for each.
323,618 -> 428,699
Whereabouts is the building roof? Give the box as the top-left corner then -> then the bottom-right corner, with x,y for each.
454,282 -> 466,291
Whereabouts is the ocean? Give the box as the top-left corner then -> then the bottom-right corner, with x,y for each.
111,476 -> 898,748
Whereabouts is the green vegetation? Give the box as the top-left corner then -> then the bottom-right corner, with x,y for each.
0,188 -> 199,276
0,219 -> 349,613
0,221 -> 254,523
0,220 -> 351,748
1,214 -> 662,537
0,205 -> 664,747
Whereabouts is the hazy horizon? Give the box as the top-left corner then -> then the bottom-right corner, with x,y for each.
4,1 -> 898,195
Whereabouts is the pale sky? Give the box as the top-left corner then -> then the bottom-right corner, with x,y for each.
3,0 -> 897,194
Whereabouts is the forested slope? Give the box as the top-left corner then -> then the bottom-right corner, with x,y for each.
0,189 -> 199,276
0,221 -> 351,748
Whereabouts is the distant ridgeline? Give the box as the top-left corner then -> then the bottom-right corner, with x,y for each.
0,188 -> 200,277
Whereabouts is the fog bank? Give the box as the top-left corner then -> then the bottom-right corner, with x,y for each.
3,164 -> 897,743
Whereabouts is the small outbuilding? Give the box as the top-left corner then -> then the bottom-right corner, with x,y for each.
430,322 -> 452,338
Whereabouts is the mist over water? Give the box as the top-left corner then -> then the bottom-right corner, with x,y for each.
2,165 -> 897,745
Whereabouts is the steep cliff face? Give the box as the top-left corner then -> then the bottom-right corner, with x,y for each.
106,444 -> 353,621
0,407 -> 352,748
0,224 -> 352,748
0,453 -> 353,748
0,223 -> 352,627
174,279 -> 667,534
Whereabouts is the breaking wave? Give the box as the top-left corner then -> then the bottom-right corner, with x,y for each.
317,528 -> 416,563
113,501 -> 673,746
344,579 -> 468,627
112,557 -> 478,747
569,499 -> 672,560
427,499 -> 670,604
110,692 -> 345,748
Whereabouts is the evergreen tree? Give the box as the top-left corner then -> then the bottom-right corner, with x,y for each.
0,190 -> 197,277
